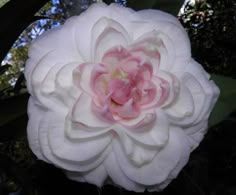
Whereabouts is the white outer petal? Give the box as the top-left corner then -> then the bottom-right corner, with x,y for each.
169,60 -> 220,127
122,109 -> 169,149
72,3 -> 134,61
27,98 -> 45,161
71,93 -> 111,128
104,151 -> 145,192
25,19 -> 84,93
37,111 -> 112,172
66,164 -> 107,187
112,127 -> 191,186
129,12 -> 191,72
91,17 -> 130,61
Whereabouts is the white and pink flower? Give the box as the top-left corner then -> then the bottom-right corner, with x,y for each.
25,3 -> 219,192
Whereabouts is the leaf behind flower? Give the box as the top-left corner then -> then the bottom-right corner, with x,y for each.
209,74 -> 236,127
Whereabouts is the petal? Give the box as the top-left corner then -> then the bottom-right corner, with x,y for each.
163,128 -> 192,181
113,127 -> 191,185
111,128 -> 158,167
90,63 -> 108,97
71,93 -> 111,128
73,3 -> 108,61
139,80 -> 157,105
40,62 -> 78,111
65,116 -> 114,140
164,82 -> 195,123
182,60 -> 220,122
165,69 -> 219,127
66,165 -> 107,187
183,120 -> 208,149
72,3 -> 134,61
91,100 -> 116,123
108,79 -> 132,104
38,111 -> 112,172
129,31 -> 163,74
141,71 -> 180,110
55,62 -> 81,107
73,63 -> 98,96
80,164 -> 107,187
25,19 -> 84,92
124,109 -> 169,149
158,71 -> 180,108
134,9 -> 183,28
104,151 -> 145,192
119,109 -> 157,130
112,98 -> 140,118
130,21 -> 191,72
30,52 -> 70,114
27,98 -> 45,161
110,110 -> 169,167
91,17 -> 130,61
102,46 -> 132,70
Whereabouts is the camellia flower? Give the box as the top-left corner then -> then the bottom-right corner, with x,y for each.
25,3 -> 219,192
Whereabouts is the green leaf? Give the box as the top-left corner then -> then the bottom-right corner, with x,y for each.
209,74 -> 236,127
127,0 -> 185,15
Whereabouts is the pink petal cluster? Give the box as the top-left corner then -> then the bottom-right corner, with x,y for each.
74,45 -> 175,126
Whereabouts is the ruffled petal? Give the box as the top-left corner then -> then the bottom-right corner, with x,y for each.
38,112 -> 112,172
102,46 -> 132,70
124,109 -> 169,148
111,129 -> 158,167
65,117 -> 113,140
129,20 -> 191,72
67,164 -> 107,187
55,62 -> 81,107
73,63 -> 97,96
30,54 -> 77,114
113,127 -> 191,185
91,17 -> 130,61
25,19 -> 84,92
129,30 -> 164,74
165,83 -> 194,123
27,98 -> 45,161
110,111 -> 169,167
104,151 -> 145,192
134,9 -> 183,28
73,3 -> 134,60
71,93 -> 111,128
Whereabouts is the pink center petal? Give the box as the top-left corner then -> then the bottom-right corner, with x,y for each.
108,78 -> 132,105
114,98 -> 140,119
73,41 -> 179,127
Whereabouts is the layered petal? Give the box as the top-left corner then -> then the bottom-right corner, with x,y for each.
113,127 -> 191,185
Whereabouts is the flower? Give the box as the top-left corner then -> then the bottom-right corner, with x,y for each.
25,3 -> 219,192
